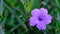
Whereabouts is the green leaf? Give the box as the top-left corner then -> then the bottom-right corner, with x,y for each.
0,0 -> 4,16
30,0 -> 41,9
55,0 -> 60,8
8,24 -> 21,34
4,0 -> 16,7
0,25 -> 5,34
16,15 -> 28,31
18,1 -> 25,11
20,0 -> 29,12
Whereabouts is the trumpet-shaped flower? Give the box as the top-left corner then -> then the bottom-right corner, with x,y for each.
29,8 -> 52,30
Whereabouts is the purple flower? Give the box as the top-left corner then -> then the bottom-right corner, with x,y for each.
29,8 -> 52,30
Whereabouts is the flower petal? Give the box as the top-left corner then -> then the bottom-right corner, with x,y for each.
36,22 -> 46,30
44,15 -> 52,24
31,9 -> 40,17
29,17 -> 39,26
47,15 -> 52,19
39,8 -> 48,15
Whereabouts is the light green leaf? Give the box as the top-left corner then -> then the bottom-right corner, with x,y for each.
0,0 -> 4,16
55,0 -> 60,8
0,25 -> 5,34
16,15 -> 28,31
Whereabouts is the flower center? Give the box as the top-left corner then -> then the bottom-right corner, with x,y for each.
38,17 -> 43,21
39,18 -> 43,21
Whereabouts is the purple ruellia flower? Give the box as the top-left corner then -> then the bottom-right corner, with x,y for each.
29,8 -> 52,30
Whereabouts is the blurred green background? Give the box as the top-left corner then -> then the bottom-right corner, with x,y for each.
0,0 -> 60,34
